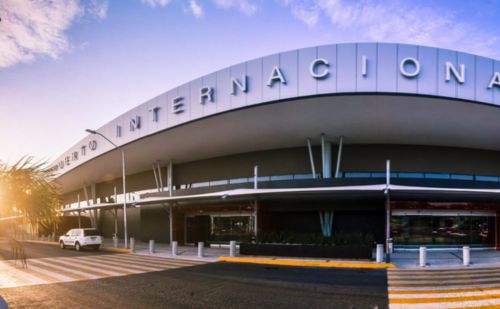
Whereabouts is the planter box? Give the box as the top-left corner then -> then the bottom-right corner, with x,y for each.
240,243 -> 372,259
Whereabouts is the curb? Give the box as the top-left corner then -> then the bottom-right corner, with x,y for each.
21,240 -> 132,253
218,256 -> 396,269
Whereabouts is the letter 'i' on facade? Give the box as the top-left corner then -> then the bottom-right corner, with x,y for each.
130,116 -> 141,131
200,87 -> 214,104
309,59 -> 330,79
231,76 -> 247,95
445,62 -> 465,84
172,96 -> 184,114
361,55 -> 368,77
116,125 -> 122,137
150,106 -> 160,122
400,57 -> 421,78
267,66 -> 287,86
489,72 -> 500,89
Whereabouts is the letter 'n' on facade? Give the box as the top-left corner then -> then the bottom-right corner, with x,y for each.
445,62 -> 465,84
129,116 -> 141,131
231,76 -> 247,95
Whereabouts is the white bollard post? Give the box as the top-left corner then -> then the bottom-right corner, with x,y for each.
113,236 -> 118,248
149,240 -> 155,254
198,242 -> 204,258
230,240 -> 237,257
463,246 -> 470,266
172,241 -> 178,256
376,244 -> 384,263
419,246 -> 427,267
130,237 -> 135,252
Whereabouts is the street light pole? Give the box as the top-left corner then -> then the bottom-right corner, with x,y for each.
86,129 -> 128,249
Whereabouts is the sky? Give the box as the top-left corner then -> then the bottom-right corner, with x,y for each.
0,0 -> 499,164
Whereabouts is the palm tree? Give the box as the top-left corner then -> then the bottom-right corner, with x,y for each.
0,156 -> 60,237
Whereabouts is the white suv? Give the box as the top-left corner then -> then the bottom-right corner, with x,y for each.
59,228 -> 102,251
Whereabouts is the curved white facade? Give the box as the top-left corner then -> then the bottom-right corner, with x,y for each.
53,42 -> 500,179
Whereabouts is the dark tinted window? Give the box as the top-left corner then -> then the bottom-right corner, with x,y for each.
84,229 -> 100,236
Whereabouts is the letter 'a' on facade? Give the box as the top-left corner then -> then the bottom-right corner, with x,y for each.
55,43 -> 500,252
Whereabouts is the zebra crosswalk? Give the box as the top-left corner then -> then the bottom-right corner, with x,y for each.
0,253 -> 206,289
388,266 -> 500,308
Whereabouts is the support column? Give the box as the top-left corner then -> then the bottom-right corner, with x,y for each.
77,193 -> 81,228
253,200 -> 259,239
157,161 -> 164,192
321,134 -> 332,178
335,136 -> 343,178
169,205 -> 173,244
167,160 -> 173,197
306,138 -> 316,178
385,160 -> 391,254
91,183 -> 98,229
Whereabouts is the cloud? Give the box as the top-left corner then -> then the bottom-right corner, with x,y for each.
189,0 -> 204,18
212,0 -> 257,15
278,0 -> 500,59
140,0 -> 170,8
0,0 -> 85,69
87,0 -> 109,19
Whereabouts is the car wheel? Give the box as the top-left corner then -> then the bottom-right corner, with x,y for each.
94,245 -> 100,250
75,242 -> 81,252
59,241 -> 65,249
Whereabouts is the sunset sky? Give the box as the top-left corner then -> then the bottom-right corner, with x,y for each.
0,0 -> 499,163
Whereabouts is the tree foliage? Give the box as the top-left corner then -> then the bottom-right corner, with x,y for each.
0,156 -> 60,227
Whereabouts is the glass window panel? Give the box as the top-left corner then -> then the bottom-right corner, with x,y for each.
345,172 -> 371,178
229,178 -> 249,184
476,175 -> 499,182
451,174 -> 474,181
270,175 -> 293,181
294,173 -> 315,179
398,172 -> 424,179
425,173 -> 450,179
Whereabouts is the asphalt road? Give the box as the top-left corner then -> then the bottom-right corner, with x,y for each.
0,242 -> 388,309
0,239 -> 115,260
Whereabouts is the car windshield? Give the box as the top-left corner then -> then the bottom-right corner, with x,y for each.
84,229 -> 100,236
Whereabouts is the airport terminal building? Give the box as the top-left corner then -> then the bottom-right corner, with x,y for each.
55,42 -> 500,249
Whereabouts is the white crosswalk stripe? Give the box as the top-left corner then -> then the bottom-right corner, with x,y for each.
0,253 -> 206,289
388,266 -> 500,308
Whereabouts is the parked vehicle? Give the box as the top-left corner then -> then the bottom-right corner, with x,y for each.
59,228 -> 102,251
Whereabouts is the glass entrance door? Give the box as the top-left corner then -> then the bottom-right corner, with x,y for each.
391,214 -> 495,247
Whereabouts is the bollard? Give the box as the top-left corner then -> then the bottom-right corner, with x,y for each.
198,242 -> 204,258
149,240 -> 155,254
463,246 -> 470,266
113,236 -> 118,248
376,244 -> 384,263
130,237 -> 135,252
419,246 -> 427,267
172,241 -> 178,256
229,240 -> 237,257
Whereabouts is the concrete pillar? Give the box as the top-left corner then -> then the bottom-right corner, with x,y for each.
230,241 -> 237,257
321,134 -> 332,178
198,242 -> 204,258
149,240 -> 155,254
376,244 -> 384,263
172,241 -> 178,256
419,246 -> 427,267
463,246 -> 470,266
130,237 -> 135,252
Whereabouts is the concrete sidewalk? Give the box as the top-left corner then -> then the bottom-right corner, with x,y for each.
390,249 -> 500,268
103,238 -> 229,262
